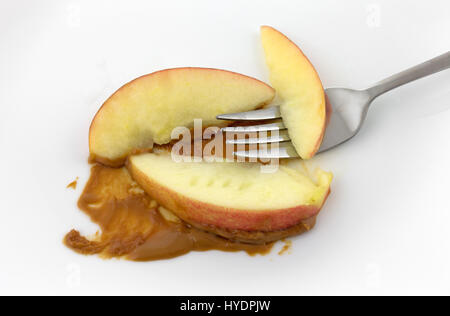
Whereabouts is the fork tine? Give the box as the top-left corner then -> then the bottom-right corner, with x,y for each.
217,105 -> 297,158
216,106 -> 281,121
221,121 -> 286,133
233,144 -> 299,159
226,130 -> 291,145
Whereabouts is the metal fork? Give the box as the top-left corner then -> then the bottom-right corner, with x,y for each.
217,51 -> 450,159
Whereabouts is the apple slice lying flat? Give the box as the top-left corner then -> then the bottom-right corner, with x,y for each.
90,68 -> 275,166
261,26 -> 327,159
128,152 -> 332,243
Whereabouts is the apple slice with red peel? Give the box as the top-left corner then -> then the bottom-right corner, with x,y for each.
128,152 -> 332,243
261,26 -> 327,159
89,67 -> 275,166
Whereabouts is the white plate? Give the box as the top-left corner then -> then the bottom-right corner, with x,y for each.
1,0 -> 450,295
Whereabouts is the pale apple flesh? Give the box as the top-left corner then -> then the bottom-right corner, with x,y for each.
261,26 -> 327,159
128,152 -> 332,243
89,67 -> 275,166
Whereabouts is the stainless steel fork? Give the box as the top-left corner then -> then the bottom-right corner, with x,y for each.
217,51 -> 450,159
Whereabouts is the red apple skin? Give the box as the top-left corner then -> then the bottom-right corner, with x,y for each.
89,67 -> 275,167
128,160 -> 330,242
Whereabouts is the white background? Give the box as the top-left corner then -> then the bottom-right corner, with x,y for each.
1,0 -> 449,296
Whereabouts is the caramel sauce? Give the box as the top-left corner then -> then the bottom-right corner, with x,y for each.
64,164 -> 273,261
66,178 -> 79,190
278,240 -> 292,256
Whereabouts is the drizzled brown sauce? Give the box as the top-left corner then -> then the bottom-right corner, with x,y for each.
278,240 -> 292,256
66,177 -> 78,190
64,164 -> 273,261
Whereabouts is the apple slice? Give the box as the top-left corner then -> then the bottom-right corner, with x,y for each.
90,68 -> 275,166
261,26 -> 326,159
128,152 -> 332,243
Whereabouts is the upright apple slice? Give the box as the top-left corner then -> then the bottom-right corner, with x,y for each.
128,152 -> 332,243
90,68 -> 275,166
261,26 -> 326,159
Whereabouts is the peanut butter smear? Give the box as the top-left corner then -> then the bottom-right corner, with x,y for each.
64,164 -> 273,261
66,177 -> 78,190
278,240 -> 292,256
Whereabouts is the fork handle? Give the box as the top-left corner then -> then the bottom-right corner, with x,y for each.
366,51 -> 450,99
